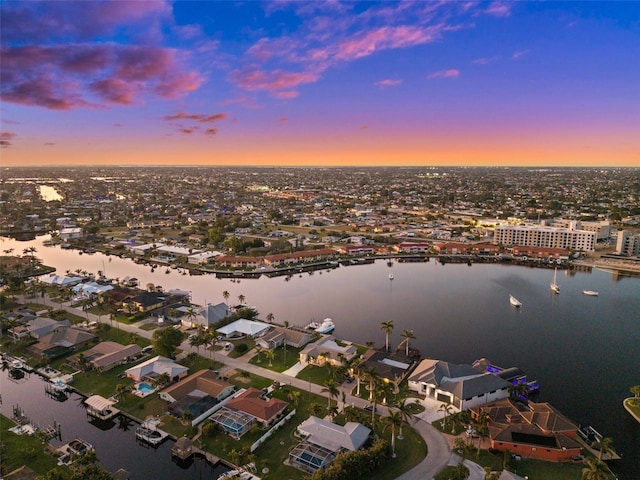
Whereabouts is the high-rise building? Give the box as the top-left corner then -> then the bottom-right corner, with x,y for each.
616,230 -> 640,256
494,225 -> 596,252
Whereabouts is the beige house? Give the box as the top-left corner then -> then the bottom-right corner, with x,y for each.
81,342 -> 142,372
299,336 -> 358,367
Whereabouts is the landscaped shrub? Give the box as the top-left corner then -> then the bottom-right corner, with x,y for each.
235,343 -> 248,354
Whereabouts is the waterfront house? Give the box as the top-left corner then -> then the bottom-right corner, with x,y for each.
80,341 -> 142,372
159,369 -> 234,421
359,349 -> 413,387
214,255 -> 263,269
59,227 -> 83,241
394,242 -> 431,254
28,326 -> 96,358
187,251 -> 222,265
125,355 -> 188,383
255,326 -> 315,350
216,319 -> 271,339
14,317 -> 71,341
300,336 -> 358,367
181,302 -> 229,329
289,416 -> 371,473
408,358 -> 510,411
470,398 -> 582,462
210,388 -> 288,438
124,291 -> 166,313
40,274 -> 84,287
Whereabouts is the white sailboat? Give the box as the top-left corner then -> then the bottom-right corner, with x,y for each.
550,267 -> 560,294
509,295 -> 522,308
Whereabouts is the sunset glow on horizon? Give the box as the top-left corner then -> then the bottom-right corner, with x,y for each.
1,1 -> 639,167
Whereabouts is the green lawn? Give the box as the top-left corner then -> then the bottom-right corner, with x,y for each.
69,363 -> 134,398
248,345 -> 301,372
295,363 -> 336,387
0,415 -> 62,476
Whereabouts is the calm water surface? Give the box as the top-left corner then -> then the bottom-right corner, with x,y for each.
1,236 -> 639,477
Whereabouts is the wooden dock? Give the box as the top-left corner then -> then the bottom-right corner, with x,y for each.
575,435 -> 621,461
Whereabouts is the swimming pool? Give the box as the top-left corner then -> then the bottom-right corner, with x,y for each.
137,382 -> 154,394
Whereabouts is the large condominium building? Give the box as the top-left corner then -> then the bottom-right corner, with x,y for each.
543,219 -> 611,241
616,230 -> 640,256
494,225 -> 596,252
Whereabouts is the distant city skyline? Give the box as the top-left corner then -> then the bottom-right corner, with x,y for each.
1,1 -> 639,167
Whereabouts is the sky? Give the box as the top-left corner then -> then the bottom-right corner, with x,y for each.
1,1 -> 639,167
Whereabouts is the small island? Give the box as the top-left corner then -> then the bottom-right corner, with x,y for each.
623,385 -> 640,423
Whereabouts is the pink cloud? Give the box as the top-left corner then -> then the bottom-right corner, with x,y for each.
231,67 -> 318,94
336,25 -> 441,61
204,128 -> 218,136
472,56 -> 500,65
375,79 -> 402,88
0,131 -> 16,148
427,69 -> 460,79
485,2 -> 512,17
44,142 -> 56,146
91,78 -> 138,105
279,117 -> 288,123
164,112 -> 227,123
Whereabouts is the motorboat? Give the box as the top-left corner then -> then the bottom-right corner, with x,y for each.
388,273 -> 394,280
583,290 -> 599,296
509,295 -> 522,308
136,425 -> 166,445
550,267 -> 560,294
314,318 -> 335,334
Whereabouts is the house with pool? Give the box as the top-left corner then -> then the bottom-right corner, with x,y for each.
159,369 -> 235,423
209,388 -> 288,439
125,355 -> 188,383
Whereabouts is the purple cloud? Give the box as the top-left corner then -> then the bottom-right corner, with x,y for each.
472,56 -> 500,65
375,79 -> 402,88
485,2 -> 512,17
0,2 -> 202,110
164,112 -> 227,123
0,131 -> 16,148
427,69 -> 460,79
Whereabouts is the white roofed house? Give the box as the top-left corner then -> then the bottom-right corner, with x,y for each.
289,416 -> 371,473
408,358 -> 510,411
125,355 -> 188,383
299,336 -> 358,367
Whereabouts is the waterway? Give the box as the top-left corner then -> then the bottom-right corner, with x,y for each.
0,369 -> 229,479
1,236 -> 639,477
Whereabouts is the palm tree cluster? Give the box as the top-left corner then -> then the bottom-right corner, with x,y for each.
379,320 -> 417,357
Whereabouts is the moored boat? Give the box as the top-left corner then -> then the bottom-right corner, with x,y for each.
314,318 -> 335,334
509,295 -> 522,308
583,290 -> 599,296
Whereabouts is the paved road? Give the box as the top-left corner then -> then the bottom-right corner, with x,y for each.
20,294 -> 457,479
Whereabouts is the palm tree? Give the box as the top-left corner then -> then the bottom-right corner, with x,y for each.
321,379 -> 339,408
597,437 -> 613,460
364,366 -> 380,401
630,384 -> 640,405
238,294 -> 245,305
114,383 -> 131,405
266,312 -> 274,323
254,345 -> 263,363
264,349 -> 276,367
581,457 -> 611,480
395,398 -> 413,440
508,381 -> 530,401
287,390 -> 301,407
380,320 -> 394,352
400,329 -> 416,356
222,290 -> 230,304
384,409 -> 404,457
309,402 -> 324,418
438,402 -> 454,430
185,306 -> 197,328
